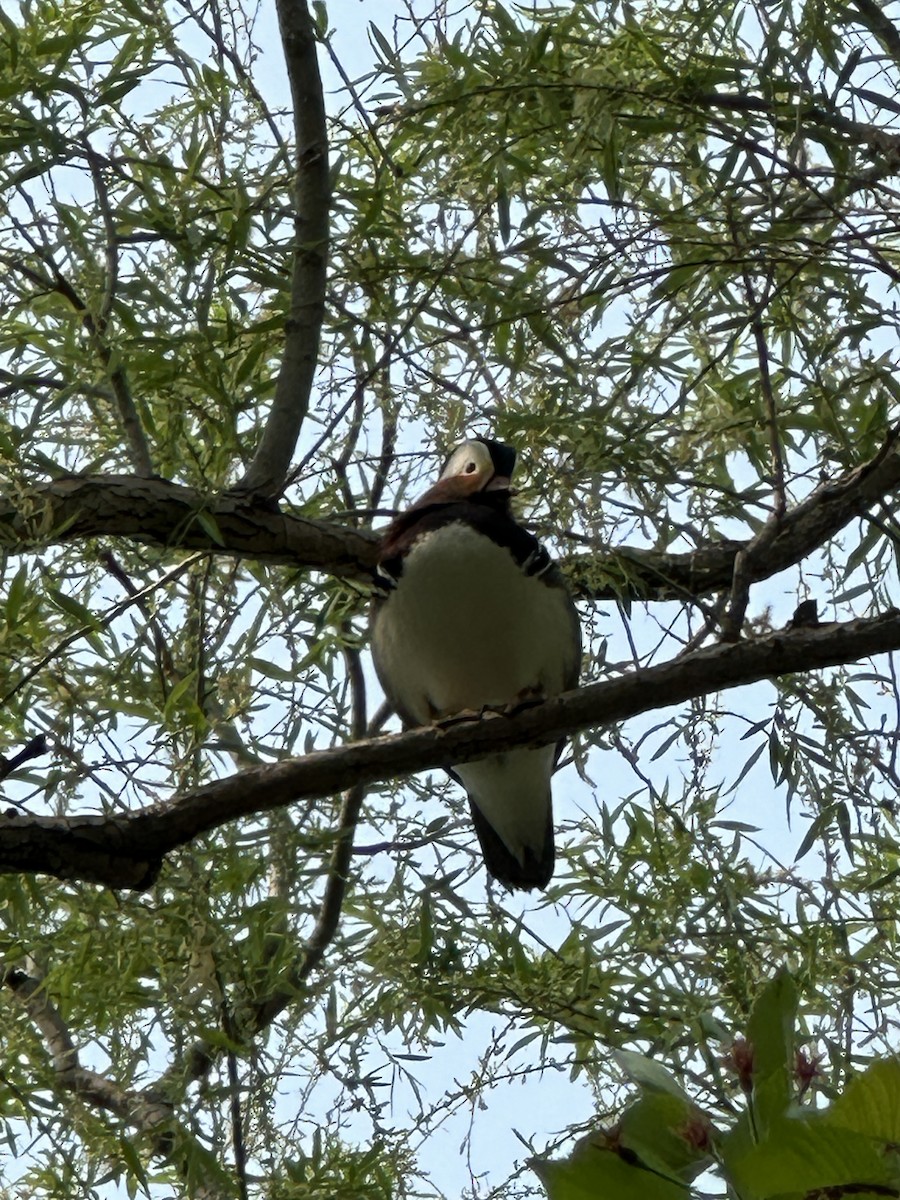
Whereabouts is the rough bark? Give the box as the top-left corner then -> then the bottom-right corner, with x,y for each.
0,474 -> 378,577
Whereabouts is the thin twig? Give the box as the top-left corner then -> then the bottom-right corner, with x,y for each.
322,35 -> 399,174
4,255 -> 154,477
369,400 -> 398,515
170,0 -> 292,172
215,963 -> 249,1200
0,554 -> 204,709
720,249 -> 788,641
100,550 -> 176,687
748,291 -> 787,522
678,593 -> 730,657
284,199 -> 496,496
83,142 -> 119,328
249,640 -> 368,1032
149,647 -> 383,1100
850,0 -> 900,62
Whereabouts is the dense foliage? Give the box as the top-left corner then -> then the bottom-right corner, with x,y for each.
3,0 -> 900,1195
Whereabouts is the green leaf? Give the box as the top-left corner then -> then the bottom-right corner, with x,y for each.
618,1093 -> 712,1182
731,740 -> 766,788
497,183 -> 511,244
248,656 -> 296,683
369,22 -> 396,65
534,1144 -> 690,1200
46,587 -> 99,630
194,509 -> 225,545
312,0 -> 328,34
730,1116 -> 897,1197
794,804 -> 837,862
827,1058 -> 900,1142
614,1050 -> 689,1101
163,670 -> 198,721
0,6 -> 19,69
5,565 -> 29,627
746,968 -> 797,1128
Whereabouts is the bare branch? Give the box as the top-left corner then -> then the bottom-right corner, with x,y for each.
237,0 -> 329,497
83,142 -> 119,327
3,964 -> 168,1127
3,609 -> 900,890
566,431 -> 900,601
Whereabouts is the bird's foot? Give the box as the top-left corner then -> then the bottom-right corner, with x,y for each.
506,685 -> 547,715
434,708 -> 488,728
434,702 -> 513,727
433,688 -> 547,728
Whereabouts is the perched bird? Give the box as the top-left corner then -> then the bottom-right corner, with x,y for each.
371,436 -> 581,890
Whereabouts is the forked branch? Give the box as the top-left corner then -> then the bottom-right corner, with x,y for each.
2,965 -> 231,1199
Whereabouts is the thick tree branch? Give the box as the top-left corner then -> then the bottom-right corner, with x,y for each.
2,609 -> 899,890
3,434 -> 900,600
0,474 -> 379,577
237,0 -> 329,497
3,964 -> 134,1117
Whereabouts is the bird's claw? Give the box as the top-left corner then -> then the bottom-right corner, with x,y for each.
434,687 -> 546,728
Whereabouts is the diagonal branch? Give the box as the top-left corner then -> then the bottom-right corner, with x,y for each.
565,430 -> 900,601
3,965 -> 232,1199
849,0 -> 900,64
237,0 -> 329,497
3,964 -> 132,1116
2,608 -> 900,890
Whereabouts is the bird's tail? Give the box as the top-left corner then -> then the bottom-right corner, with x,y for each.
468,795 -> 554,890
453,745 -> 559,891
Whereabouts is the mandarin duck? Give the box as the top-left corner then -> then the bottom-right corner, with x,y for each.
371,436 -> 581,890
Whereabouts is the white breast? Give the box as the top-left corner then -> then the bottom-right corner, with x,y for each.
373,522 -> 577,724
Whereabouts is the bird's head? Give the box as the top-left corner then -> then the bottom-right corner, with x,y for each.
427,436 -> 516,502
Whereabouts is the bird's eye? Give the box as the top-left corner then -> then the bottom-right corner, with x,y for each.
464,462 -> 477,474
